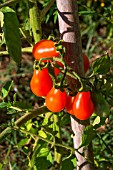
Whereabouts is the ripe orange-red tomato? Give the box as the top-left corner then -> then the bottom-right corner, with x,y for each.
45,87 -> 67,112
32,39 -> 59,61
65,95 -> 75,115
73,91 -> 94,120
30,68 -> 53,97
82,53 -> 90,73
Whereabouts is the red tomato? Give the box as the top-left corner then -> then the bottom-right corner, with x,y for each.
54,61 -> 64,76
82,53 -> 90,73
32,39 -> 59,61
45,87 -> 67,112
30,68 -> 53,97
65,95 -> 75,115
73,91 -> 94,120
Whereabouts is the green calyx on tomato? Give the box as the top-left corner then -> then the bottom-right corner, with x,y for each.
30,68 -> 53,97
45,87 -> 67,112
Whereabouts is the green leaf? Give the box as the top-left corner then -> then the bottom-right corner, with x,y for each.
60,113 -> 71,126
17,138 -> 29,146
92,116 -> 101,127
14,101 -> 32,110
38,130 -> 47,138
38,148 -> 49,157
79,10 -> 96,16
79,125 -> 95,148
71,157 -> 76,167
0,102 -> 7,109
93,55 -> 110,75
47,152 -> 52,163
27,123 -> 32,131
61,156 -> 76,170
0,163 -> 3,169
2,7 -> 21,64
92,92 -> 110,117
2,80 -> 13,99
35,157 -> 51,170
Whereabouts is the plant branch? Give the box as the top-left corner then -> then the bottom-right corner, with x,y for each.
53,114 -> 62,168
13,125 -> 94,165
29,0 -> 42,43
0,47 -> 32,56
56,0 -> 95,169
0,0 -> 20,9
0,106 -> 49,143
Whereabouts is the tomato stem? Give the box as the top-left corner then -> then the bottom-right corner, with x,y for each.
53,114 -> 62,167
29,0 -> 42,43
60,64 -> 67,87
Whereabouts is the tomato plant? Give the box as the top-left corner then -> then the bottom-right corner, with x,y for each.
30,68 -> 53,97
45,87 -> 67,112
82,53 -> 90,73
32,39 -> 60,61
72,91 -> 94,120
65,95 -> 75,115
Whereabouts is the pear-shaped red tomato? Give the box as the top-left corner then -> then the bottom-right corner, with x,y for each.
65,95 -> 75,115
73,91 -> 94,120
46,87 -> 67,112
32,39 -> 59,61
82,53 -> 90,73
30,68 -> 53,97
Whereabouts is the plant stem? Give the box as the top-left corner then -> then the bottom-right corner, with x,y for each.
0,47 -> 32,56
13,125 -> 94,165
56,0 -> 95,169
0,107 -> 94,166
14,125 -> 74,151
0,106 -> 49,143
53,114 -> 62,169
29,0 -> 42,43
19,28 -> 33,47
0,0 -> 20,9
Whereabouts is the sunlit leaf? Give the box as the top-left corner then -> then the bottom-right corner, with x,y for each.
2,80 -> 13,99
92,116 -> 101,126
17,138 -> 29,146
0,11 -> 4,27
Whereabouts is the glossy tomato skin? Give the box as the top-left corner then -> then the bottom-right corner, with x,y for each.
82,53 -> 90,73
65,95 -> 75,115
45,88 -> 67,112
32,39 -> 59,61
73,91 -> 94,120
30,68 -> 53,97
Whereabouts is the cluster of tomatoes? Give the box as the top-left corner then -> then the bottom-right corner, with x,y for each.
30,39 -> 94,120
